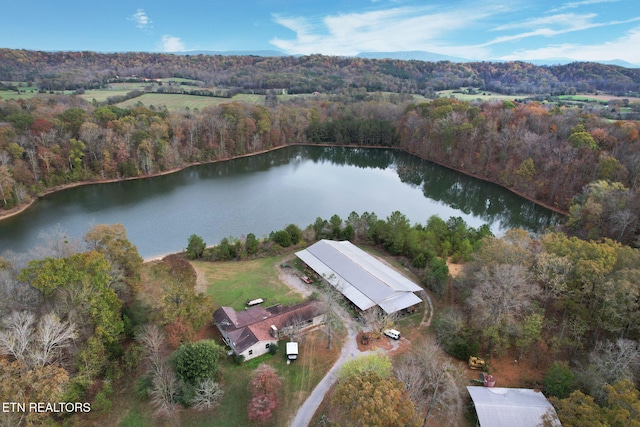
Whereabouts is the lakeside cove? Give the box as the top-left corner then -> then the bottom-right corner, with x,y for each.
0,145 -> 561,257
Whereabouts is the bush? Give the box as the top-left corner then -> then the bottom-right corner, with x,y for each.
186,234 -> 206,259
135,374 -> 153,400
271,230 -> 292,247
268,343 -> 278,355
170,340 -> 224,385
545,362 -> 576,399
433,308 -> 479,360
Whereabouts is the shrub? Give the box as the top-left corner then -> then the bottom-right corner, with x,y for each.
271,230 -> 292,247
268,343 -> 278,355
545,362 -> 576,399
186,234 -> 206,259
170,340 -> 223,386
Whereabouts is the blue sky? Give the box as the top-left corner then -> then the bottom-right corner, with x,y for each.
2,0 -> 639,63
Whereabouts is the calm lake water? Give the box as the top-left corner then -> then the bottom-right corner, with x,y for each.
0,146 -> 560,259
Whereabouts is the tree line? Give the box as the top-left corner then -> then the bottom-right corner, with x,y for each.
2,90 -> 640,243
2,49 -> 640,96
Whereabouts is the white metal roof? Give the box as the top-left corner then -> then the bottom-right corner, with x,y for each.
295,240 -> 422,314
466,387 -> 561,427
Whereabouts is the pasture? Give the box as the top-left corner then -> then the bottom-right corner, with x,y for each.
114,93 -> 240,110
437,88 -> 524,101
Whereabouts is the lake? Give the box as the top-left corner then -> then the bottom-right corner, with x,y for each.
0,146 -> 560,259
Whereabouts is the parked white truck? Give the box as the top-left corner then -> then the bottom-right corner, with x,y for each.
286,342 -> 299,361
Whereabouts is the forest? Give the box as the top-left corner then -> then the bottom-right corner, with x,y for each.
0,50 -> 640,425
1,48 -> 640,96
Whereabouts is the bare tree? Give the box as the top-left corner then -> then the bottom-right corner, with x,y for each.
579,338 -> 640,402
135,325 -> 181,422
0,311 -> 75,368
394,338 -> 465,427
31,312 -> 76,368
191,378 -> 224,411
361,306 -> 399,336
135,324 -> 167,376
468,263 -> 539,329
0,311 -> 35,361
318,275 -> 344,350
150,363 -> 180,422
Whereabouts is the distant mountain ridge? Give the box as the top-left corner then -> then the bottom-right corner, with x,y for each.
177,50 -> 287,57
355,50 -> 639,68
356,51 -> 468,63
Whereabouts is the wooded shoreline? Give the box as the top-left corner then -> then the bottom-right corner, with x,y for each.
0,143 -> 568,224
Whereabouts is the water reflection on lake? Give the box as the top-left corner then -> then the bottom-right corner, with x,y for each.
0,146 -> 560,258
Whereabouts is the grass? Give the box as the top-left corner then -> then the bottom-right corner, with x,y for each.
114,93 -> 267,111
191,255 -> 305,310
437,89 -> 524,101
181,329 -> 341,427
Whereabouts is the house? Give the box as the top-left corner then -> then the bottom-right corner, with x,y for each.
213,300 -> 324,361
466,386 -> 561,427
295,240 -> 423,315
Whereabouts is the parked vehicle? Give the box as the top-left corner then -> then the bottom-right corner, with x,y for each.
246,298 -> 265,306
468,356 -> 486,370
383,329 -> 401,340
286,342 -> 299,360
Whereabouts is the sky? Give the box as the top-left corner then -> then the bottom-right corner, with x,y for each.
2,0 -> 640,64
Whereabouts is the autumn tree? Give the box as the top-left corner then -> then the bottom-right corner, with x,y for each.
84,223 -> 143,300
247,363 -> 282,424
0,358 -> 70,426
18,250 -> 123,346
330,370 -> 420,427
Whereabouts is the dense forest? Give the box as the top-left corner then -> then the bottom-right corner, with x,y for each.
1,50 -> 640,425
1,85 -> 640,243
1,49 -> 640,96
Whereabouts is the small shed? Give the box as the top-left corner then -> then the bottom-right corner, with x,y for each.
466,386 -> 561,427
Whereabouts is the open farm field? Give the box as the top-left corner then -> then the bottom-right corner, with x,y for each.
115,93 -> 234,110
0,90 -> 40,100
437,89 -> 524,101
116,93 -> 267,110
558,93 -> 640,103
156,77 -> 204,84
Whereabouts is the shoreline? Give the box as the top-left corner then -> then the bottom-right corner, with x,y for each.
0,143 -> 568,223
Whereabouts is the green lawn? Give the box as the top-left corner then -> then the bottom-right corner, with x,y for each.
192,255 -> 306,310
437,89 -> 524,101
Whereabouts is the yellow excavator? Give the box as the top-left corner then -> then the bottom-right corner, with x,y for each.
468,356 -> 486,370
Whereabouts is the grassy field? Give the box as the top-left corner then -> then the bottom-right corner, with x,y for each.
192,256 -> 306,310
115,93 -> 267,111
437,89 -> 524,101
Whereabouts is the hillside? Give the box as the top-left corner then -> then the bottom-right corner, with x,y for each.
1,49 -> 639,97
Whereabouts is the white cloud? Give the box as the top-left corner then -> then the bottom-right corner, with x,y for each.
550,0 -> 620,13
161,35 -> 185,52
484,13 -> 640,47
500,25 -> 640,63
270,6 -> 496,58
130,9 -> 153,30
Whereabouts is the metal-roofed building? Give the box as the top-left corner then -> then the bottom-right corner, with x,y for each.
466,386 -> 561,427
295,240 -> 423,314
